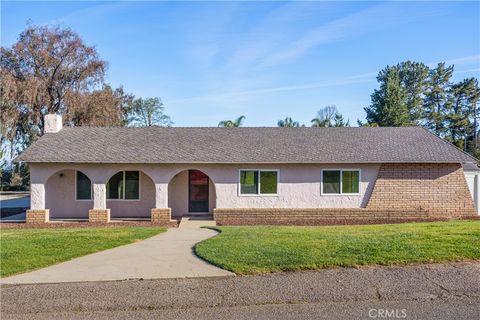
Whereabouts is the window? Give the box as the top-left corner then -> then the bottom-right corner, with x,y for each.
239,170 -> 278,195
342,170 -> 360,194
322,170 -> 360,195
125,171 -> 140,199
107,171 -> 140,200
76,171 -> 92,200
240,171 -> 258,194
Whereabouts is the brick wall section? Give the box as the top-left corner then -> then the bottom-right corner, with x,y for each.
151,208 -> 177,226
88,209 -> 110,223
26,209 -> 49,223
367,163 -> 476,216
213,208 -> 471,226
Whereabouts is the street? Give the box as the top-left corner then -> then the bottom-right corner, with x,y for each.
1,262 -> 479,319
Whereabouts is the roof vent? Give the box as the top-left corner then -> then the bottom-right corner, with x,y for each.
44,114 -> 63,133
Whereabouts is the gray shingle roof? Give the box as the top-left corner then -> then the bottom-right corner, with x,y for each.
15,126 -> 477,164
462,162 -> 480,171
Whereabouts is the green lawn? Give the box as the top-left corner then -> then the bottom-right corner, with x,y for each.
195,221 -> 480,274
0,227 -> 166,277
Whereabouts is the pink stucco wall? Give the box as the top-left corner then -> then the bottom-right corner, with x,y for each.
32,163 -> 381,218
209,164 -> 379,209
45,169 -> 92,219
44,169 -> 155,219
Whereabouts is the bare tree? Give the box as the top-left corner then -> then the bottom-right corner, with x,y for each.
128,97 -> 172,127
65,85 -> 134,127
1,24 -> 113,153
311,106 -> 338,127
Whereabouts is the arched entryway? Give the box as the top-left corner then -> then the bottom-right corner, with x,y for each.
168,169 -> 216,218
105,170 -> 155,218
45,169 -> 93,219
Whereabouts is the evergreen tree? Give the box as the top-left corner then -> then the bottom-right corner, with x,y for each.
365,66 -> 410,126
423,63 -> 454,136
398,61 -> 429,122
446,78 -> 480,151
333,112 -> 350,127
278,117 -> 301,127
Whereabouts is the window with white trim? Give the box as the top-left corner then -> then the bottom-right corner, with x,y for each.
239,170 -> 278,195
322,170 -> 360,194
76,171 -> 92,200
107,171 -> 140,200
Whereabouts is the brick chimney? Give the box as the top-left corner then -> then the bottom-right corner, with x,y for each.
44,114 -> 63,133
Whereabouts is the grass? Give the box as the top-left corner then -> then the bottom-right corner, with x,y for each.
195,221 -> 480,274
0,226 -> 166,277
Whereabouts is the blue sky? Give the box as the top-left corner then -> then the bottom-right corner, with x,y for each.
2,1 -> 479,127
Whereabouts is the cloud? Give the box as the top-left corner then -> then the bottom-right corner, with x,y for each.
166,53 -> 479,107
62,1 -> 134,24
166,71 -> 377,105
261,2 -> 451,67
226,1 -> 326,71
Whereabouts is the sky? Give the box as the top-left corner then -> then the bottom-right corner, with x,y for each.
2,0 -> 480,127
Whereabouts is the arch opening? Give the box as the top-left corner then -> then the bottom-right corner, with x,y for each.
168,169 -> 216,218
105,170 -> 155,218
45,169 -> 93,219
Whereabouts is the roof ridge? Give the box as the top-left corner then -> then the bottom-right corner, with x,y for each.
63,126 -> 422,129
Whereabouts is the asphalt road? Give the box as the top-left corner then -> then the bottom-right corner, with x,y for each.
0,194 -> 30,209
1,262 -> 479,320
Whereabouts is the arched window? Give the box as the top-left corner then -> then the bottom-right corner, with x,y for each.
76,171 -> 92,200
107,171 -> 140,200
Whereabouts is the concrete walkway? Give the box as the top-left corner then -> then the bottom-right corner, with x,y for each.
1,218 -> 234,284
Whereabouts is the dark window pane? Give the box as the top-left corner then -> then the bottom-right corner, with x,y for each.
342,171 -> 359,193
323,171 -> 340,194
125,171 -> 140,200
76,171 -> 91,200
107,171 -> 124,199
260,171 -> 278,194
240,170 -> 258,194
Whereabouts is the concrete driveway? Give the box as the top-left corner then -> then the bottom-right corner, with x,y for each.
1,221 -> 234,284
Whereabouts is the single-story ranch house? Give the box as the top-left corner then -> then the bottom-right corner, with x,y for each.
15,114 -> 480,225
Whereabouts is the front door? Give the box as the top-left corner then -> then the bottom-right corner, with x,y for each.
189,170 -> 209,212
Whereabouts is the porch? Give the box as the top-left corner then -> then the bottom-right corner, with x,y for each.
26,165 -> 217,224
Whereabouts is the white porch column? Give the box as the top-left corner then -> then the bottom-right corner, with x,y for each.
475,174 -> 480,215
151,183 -> 171,224
30,183 -> 45,210
89,183 -> 109,223
93,183 -> 106,209
155,183 -> 168,208
27,183 -> 49,223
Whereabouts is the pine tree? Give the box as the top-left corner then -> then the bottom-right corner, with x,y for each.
333,112 -> 350,127
365,66 -> 410,126
365,62 -> 428,127
447,78 -> 480,151
423,63 -> 454,137
398,61 -> 429,122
